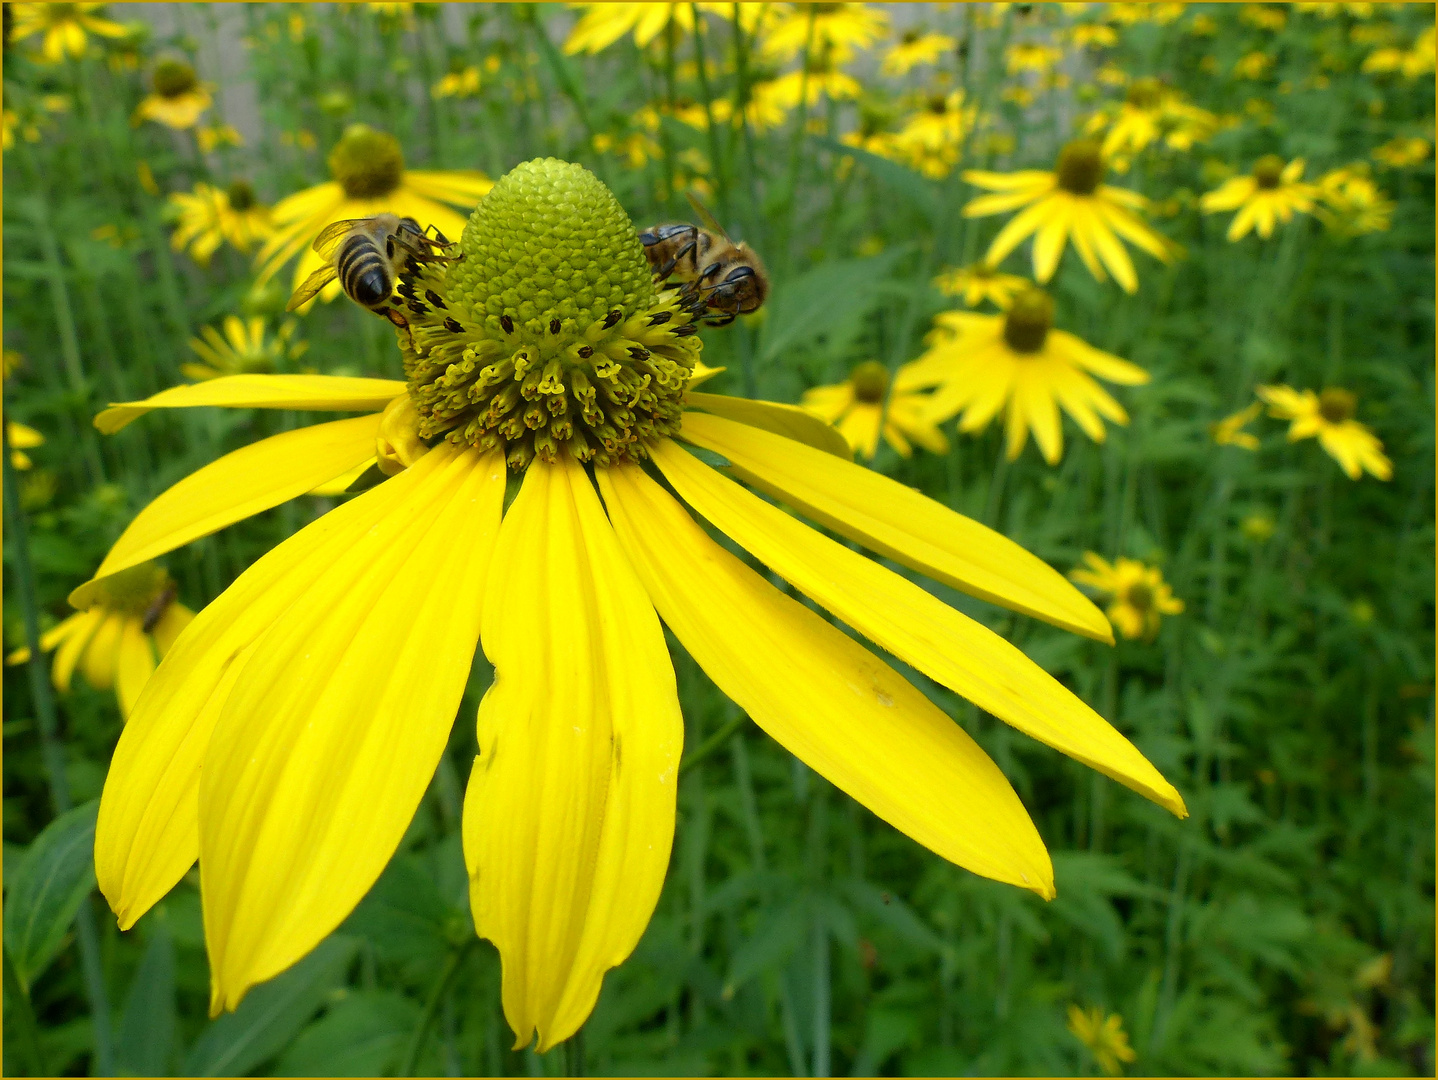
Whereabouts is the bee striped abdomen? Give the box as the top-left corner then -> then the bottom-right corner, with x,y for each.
337,236 -> 393,307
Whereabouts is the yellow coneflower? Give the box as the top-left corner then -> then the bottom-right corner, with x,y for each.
253,124 -> 493,304
1362,26 -> 1436,79
902,286 -> 1149,464
1067,23 -> 1118,48
1084,77 -> 1220,162
86,160 -> 1183,1050
761,61 -> 862,111
169,181 -> 273,267
762,2 -> 888,64
183,316 -> 307,382
1372,135 -> 1430,169
1067,1004 -> 1140,1075
1200,155 -> 1319,241
1005,41 -> 1063,75
881,29 -> 956,77
7,421 -> 45,469
562,3 -> 765,55
889,89 -> 976,178
8,2 -> 126,62
1069,555 -> 1183,641
1315,165 -> 1394,236
801,361 -> 949,460
6,563 -> 193,718
1257,385 -> 1392,480
962,139 -> 1177,294
933,261 -> 1031,310
1211,401 -> 1262,450
133,59 -> 214,130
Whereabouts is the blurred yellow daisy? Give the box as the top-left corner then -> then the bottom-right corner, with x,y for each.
1067,1004 -> 1139,1075
9,2 -> 126,62
1211,402 -> 1262,449
1006,41 -> 1063,75
8,421 -> 45,469
1085,77 -> 1220,162
1315,165 -> 1394,236
962,139 -> 1177,294
801,361 -> 949,460
1372,135 -> 1430,169
1257,385 -> 1392,480
901,287 -> 1150,464
433,64 -> 481,99
196,123 -> 244,153
169,181 -> 274,267
1362,26 -> 1435,78
933,261 -> 1031,309
133,59 -> 213,130
1200,155 -> 1319,241
183,316 -> 307,382
889,89 -> 976,178
253,124 -> 492,303
763,2 -> 888,64
1069,555 -> 1183,642
881,29 -> 955,76
86,160 -> 1182,1051
563,3 -> 763,55
6,563 -> 193,718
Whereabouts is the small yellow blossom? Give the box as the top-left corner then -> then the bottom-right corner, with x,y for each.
1241,4 -> 1289,31
1241,512 -> 1276,542
183,316 -> 308,382
169,180 -> 273,266
1211,402 -> 1262,449
1006,41 -> 1063,75
134,59 -> 214,130
433,65 -> 482,99
8,2 -> 126,62
1234,51 -> 1275,79
1257,385 -> 1392,480
1362,26 -> 1436,79
881,30 -> 955,77
762,3 -> 889,65
1200,155 -> 1319,241
1315,165 -> 1393,236
1068,23 -> 1118,48
1070,558 -> 1183,642
8,421 -> 45,470
1372,135 -> 1431,168
593,129 -> 663,169
1067,1004 -> 1140,1074
933,262 -> 1032,310
801,361 -> 948,460
197,124 -> 244,153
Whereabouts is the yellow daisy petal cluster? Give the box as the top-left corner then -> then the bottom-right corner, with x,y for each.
762,2 -> 889,65
933,261 -> 1032,310
1361,25 -> 1436,79
253,124 -> 493,303
183,316 -> 307,382
1257,385 -> 1392,480
1371,135 -> 1430,169
1211,401 -> 1262,450
8,2 -> 126,62
133,58 -> 214,130
963,139 -> 1178,294
880,29 -> 956,77
1069,555 -> 1183,641
6,563 -> 194,718
169,180 -> 274,267
1084,77 -> 1221,164
1005,41 -> 1064,75
432,65 -> 482,99
901,287 -> 1150,464
867,88 -> 976,178
8,421 -> 45,469
563,3 -> 767,55
84,160 -> 1183,1051
1315,164 -> 1394,236
801,360 -> 949,460
1200,155 -> 1319,241
1067,1004 -> 1140,1075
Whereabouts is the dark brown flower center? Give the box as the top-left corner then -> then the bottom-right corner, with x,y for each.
1318,387 -> 1356,423
153,58 -> 198,98
1056,139 -> 1104,195
1003,288 -> 1054,353
226,180 -> 256,212
849,361 -> 890,403
1253,154 -> 1285,189
1125,581 -> 1154,612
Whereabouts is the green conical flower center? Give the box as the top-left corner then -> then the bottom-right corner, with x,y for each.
1253,154 -> 1285,189
1126,77 -> 1163,110
1318,387 -> 1356,423
1003,288 -> 1054,353
153,59 -> 199,98
91,562 -> 174,620
1056,138 -> 1105,195
394,158 -> 701,471
1125,581 -> 1154,613
328,124 -> 405,199
226,179 -> 256,212
850,361 -> 890,403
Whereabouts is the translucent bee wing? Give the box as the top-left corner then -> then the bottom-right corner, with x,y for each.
312,218 -> 367,258
685,192 -> 731,241
286,263 -> 339,311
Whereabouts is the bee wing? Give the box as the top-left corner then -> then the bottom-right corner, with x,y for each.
312,217 -> 366,258
685,192 -> 731,241
286,264 -> 339,311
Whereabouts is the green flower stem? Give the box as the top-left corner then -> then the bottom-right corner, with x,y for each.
689,4 -> 729,220
780,6 -> 818,272
730,4 -> 764,246
400,937 -> 476,1077
661,15 -> 681,206
3,421 -> 116,1078
807,787 -> 831,1077
678,709 -> 747,775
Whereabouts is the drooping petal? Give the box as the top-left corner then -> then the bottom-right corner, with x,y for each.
81,612 -> 126,690
52,609 -> 105,693
5,611 -> 87,666
200,444 -> 504,1013
984,196 -> 1060,268
70,415 -> 385,609
150,604 -> 195,659
600,458 -> 1053,895
94,375 -> 405,434
465,456 -> 682,1052
679,412 -> 1112,642
1031,196 -> 1074,283
96,450 -> 442,931
685,392 -> 852,459
650,441 -> 1184,815
114,618 -> 156,719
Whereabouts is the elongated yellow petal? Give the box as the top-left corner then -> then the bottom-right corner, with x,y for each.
114,618 -> 155,719
1031,197 -> 1073,283
679,412 -> 1113,642
53,609 -> 105,693
96,453 -> 435,930
70,415 -> 384,610
600,459 -> 1053,895
651,440 -> 1184,815
150,604 -> 195,659
200,445 -> 503,1013
684,392 -> 852,459
82,612 -> 125,690
5,611 -> 88,666
466,456 -> 682,1052
94,375 -> 404,434
308,457 -> 377,496
984,196 -> 1058,268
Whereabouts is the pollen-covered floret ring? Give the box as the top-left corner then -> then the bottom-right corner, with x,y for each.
390,158 -> 705,471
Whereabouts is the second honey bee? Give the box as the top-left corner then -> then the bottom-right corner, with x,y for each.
639,195 -> 768,327
286,213 -> 456,323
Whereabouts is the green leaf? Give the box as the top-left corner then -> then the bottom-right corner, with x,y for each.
723,896 -> 808,996
181,935 -> 359,1077
272,990 -> 419,1077
811,136 -> 942,222
3,799 -> 99,992
115,926 -> 176,1078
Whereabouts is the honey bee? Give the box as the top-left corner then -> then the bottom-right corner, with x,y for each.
639,194 -> 768,327
286,214 -> 456,325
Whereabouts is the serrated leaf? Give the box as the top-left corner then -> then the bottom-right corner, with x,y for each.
3,800 -> 99,992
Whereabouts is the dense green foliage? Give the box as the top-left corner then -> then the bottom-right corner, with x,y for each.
3,3 -> 1433,1076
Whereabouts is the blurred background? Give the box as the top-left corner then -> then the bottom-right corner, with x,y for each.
2,2 -> 1433,1076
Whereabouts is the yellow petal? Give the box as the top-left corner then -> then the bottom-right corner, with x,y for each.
684,392 -> 851,459
82,612 -> 126,690
70,415 -> 384,610
679,412 -> 1113,642
96,452 -> 435,931
651,440 -> 1184,816
150,604 -> 195,659
94,375 -> 404,434
5,611 -> 88,666
200,444 -> 504,1013
1031,196 -> 1073,283
599,459 -> 1054,896
114,618 -> 156,719
465,456 -> 682,1052
307,457 -> 377,496
52,609 -> 105,693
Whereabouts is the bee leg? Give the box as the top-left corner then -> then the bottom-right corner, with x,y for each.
383,306 -> 418,350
